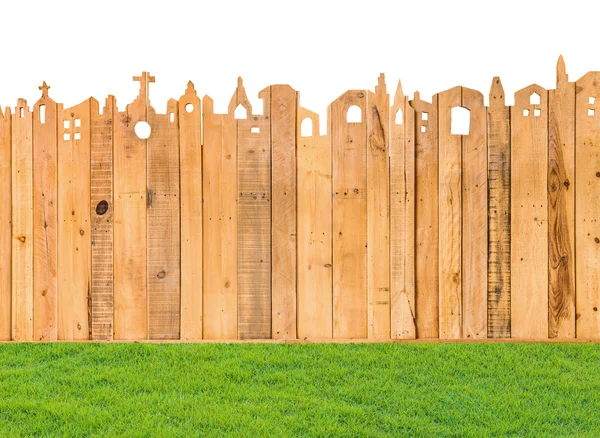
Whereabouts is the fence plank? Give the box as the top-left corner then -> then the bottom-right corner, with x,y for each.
147,100 -> 180,340
271,85 -> 297,340
0,107 -> 11,340
297,107 -> 332,339
438,87 -> 462,339
91,96 -> 115,340
487,77 -> 511,338
236,81 -> 272,339
575,72 -> 600,339
411,92 -> 439,338
179,83 -> 202,340
548,56 -> 575,338
511,84 -> 549,339
461,87 -> 487,339
367,75 -> 390,339
331,90 -> 368,338
390,81 -> 416,339
202,96 -> 237,339
33,86 -> 58,341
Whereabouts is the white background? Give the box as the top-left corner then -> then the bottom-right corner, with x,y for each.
0,0 -> 597,133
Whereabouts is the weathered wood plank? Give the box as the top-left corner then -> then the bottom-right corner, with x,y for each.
548,56 -> 575,338
331,90 -> 367,338
90,96 -> 115,340
511,84 -> 549,339
179,83 -> 202,341
410,92 -> 439,338
271,85 -> 297,340
32,83 -> 58,341
390,81 -> 416,339
147,100 -> 180,340
0,106 -> 11,340
367,74 -> 390,339
487,77 -> 511,338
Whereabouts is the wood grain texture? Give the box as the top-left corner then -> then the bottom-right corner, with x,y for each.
179,83 -> 202,341
575,71 -> 600,338
461,87 -> 487,339
90,96 -> 115,340
511,84 -> 549,339
147,100 -> 181,340
235,82 -> 272,340
202,95 -> 237,340
548,56 -> 575,338
410,92 -> 439,338
33,85 -> 58,341
58,100 -> 92,340
296,107 -> 332,339
390,81 -> 416,339
487,77 -> 511,338
331,90 -> 368,338
438,87 -> 462,339
366,75 -> 390,339
0,107 -> 11,340
271,85 -> 297,340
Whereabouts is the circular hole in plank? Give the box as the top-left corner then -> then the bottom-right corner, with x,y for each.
185,103 -> 194,113
134,121 -> 151,139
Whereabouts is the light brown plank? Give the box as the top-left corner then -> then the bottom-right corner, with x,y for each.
32,83 -> 58,341
0,106 -> 11,340
575,71 -> 600,338
487,77 -> 511,338
461,87 -> 487,339
511,84 -> 548,339
296,107 -> 332,339
410,92 -> 439,338
147,100 -> 181,340
90,96 -> 115,340
271,85 -> 297,340
367,74 -> 390,339
390,81 -> 416,339
548,56 -> 575,338
179,83 -> 202,341
331,90 -> 367,338
202,95 -> 237,340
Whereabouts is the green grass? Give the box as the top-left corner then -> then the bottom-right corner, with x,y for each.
0,343 -> 598,437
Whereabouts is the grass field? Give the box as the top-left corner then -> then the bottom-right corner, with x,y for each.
0,342 -> 598,436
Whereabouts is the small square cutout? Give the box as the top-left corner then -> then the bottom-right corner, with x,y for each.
63,133 -> 70,141
251,127 -> 260,134
534,109 -> 541,117
64,120 -> 70,129
523,109 -> 529,117
589,109 -> 595,116
74,132 -> 81,140
590,97 -> 596,105
421,125 -> 427,133
422,112 -> 429,121
74,119 -> 81,128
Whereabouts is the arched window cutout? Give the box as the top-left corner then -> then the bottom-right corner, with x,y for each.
451,106 -> 471,135
346,105 -> 361,123
530,92 -> 541,105
301,117 -> 313,137
234,104 -> 247,120
395,108 -> 403,125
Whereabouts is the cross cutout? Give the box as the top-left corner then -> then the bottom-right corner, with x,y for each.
39,81 -> 50,98
133,72 -> 155,104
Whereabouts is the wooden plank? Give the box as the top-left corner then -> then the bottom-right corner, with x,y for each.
90,96 -> 115,340
575,71 -> 600,338
296,107 -> 332,339
390,81 -> 416,339
331,90 -> 367,338
367,74 -> 390,339
271,85 -> 297,340
179,82 -> 202,341
410,92 -> 439,338
0,106 -> 11,340
438,86 -> 462,339
548,56 -> 575,338
461,87 -> 487,339
202,95 -> 237,339
58,99 -> 92,340
11,99 -> 33,341
511,84 -> 548,339
113,74 -> 150,340
32,83 -> 58,341
147,100 -> 181,340
487,77 -> 511,338
235,80 -> 272,339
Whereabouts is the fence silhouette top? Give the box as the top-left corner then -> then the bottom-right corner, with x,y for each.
0,55 -> 599,342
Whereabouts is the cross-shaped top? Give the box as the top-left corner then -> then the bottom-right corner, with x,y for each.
133,72 -> 155,104
39,81 -> 50,98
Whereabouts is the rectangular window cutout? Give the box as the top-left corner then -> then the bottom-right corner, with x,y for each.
64,120 -> 70,129
74,118 -> 81,128
589,109 -> 595,116
251,127 -> 260,134
74,132 -> 81,140
170,112 -> 174,122
63,133 -> 70,141
523,109 -> 529,117
534,108 -> 541,117
39,104 -> 46,124
590,97 -> 596,105
422,112 -> 429,121
421,125 -> 427,133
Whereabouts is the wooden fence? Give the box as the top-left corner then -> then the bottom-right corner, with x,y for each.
0,56 -> 598,341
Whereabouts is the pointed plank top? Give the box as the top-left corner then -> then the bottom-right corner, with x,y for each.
489,77 -> 505,108
557,55 -> 568,88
